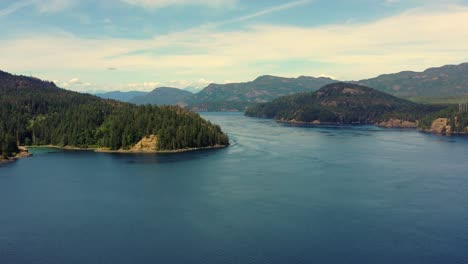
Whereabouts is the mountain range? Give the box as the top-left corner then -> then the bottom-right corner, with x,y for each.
94,62 -> 468,111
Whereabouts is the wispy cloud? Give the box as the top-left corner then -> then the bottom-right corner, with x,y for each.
220,0 -> 312,25
0,0 -> 35,17
0,0 -> 73,17
121,0 -> 237,9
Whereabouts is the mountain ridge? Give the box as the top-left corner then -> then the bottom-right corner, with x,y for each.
130,87 -> 193,105
245,82 -> 443,125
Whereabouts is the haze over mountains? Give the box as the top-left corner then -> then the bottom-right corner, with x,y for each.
95,62 -> 468,111
130,87 -> 193,106
95,91 -> 148,102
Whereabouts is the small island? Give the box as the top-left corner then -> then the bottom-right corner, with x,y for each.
0,70 -> 229,162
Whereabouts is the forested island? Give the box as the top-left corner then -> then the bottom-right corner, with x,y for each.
0,70 -> 229,162
245,82 -> 468,134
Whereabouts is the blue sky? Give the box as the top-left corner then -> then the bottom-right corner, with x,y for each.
1,0 -> 468,92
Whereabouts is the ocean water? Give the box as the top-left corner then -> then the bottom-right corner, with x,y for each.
1,112 -> 468,264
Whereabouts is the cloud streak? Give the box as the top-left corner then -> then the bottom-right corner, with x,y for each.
220,0 -> 312,25
0,0 -> 74,17
121,0 -> 236,9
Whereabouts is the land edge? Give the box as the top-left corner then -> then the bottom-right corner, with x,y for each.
276,118 -> 416,128
0,147 -> 33,164
275,118 -> 468,135
26,144 -> 228,154
1,144 -> 227,164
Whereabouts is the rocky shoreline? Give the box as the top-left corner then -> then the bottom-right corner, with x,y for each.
275,118 -> 468,135
377,119 -> 418,129
0,147 -> 32,165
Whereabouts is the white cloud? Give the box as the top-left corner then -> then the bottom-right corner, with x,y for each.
60,78 -> 93,90
121,0 -> 236,9
1,5 -> 468,91
123,78 -> 214,92
127,82 -> 162,89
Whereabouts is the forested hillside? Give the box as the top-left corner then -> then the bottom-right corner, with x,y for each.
245,83 -> 443,124
0,70 -> 229,159
358,62 -> 468,97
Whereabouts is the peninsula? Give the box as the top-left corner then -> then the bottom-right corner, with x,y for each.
0,70 -> 229,161
245,82 -> 468,134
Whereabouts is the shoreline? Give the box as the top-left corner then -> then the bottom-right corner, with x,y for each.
26,144 -> 228,154
275,119 -> 468,135
0,147 -> 33,165
276,119 -> 381,126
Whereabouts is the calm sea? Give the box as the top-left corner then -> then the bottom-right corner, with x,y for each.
1,112 -> 467,264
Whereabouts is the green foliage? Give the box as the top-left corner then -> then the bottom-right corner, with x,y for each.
0,70 -> 229,157
0,134 -> 18,158
418,105 -> 468,133
407,96 -> 468,105
245,82 -> 444,124
186,101 -> 254,112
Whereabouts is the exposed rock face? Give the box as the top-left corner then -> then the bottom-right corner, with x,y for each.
17,146 -> 32,158
378,119 -> 417,128
430,118 -> 452,134
129,135 -> 158,152
342,87 -> 365,95
0,146 -> 32,164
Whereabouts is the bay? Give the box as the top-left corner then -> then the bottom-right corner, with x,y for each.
1,112 -> 468,264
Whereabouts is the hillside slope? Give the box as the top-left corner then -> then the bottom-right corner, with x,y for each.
357,62 -> 468,97
186,75 -> 337,111
245,82 -> 442,124
0,70 -> 229,159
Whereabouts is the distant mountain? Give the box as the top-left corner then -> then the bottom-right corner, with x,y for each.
190,75 -> 336,102
95,62 -> 468,111
357,62 -> 468,97
185,75 -> 337,111
245,82 -> 441,125
95,91 -> 148,102
130,87 -> 193,105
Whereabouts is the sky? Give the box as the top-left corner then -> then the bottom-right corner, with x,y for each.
1,0 -> 468,93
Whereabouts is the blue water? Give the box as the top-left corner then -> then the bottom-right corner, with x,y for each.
1,112 -> 468,264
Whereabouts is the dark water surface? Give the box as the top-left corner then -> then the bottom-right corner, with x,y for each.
1,113 -> 468,264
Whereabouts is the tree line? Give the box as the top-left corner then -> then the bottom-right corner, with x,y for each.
0,72 -> 229,158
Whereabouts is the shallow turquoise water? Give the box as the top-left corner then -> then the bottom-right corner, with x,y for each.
1,112 -> 468,264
